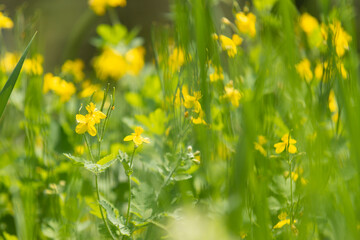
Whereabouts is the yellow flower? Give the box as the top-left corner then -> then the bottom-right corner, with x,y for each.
192,109 -> 207,125
89,0 -> 126,16
0,12 -> 13,29
295,58 -> 313,82
75,103 -> 106,136
0,52 -> 19,73
274,134 -> 297,154
273,212 -> 291,229
184,91 -> 202,113
124,126 -> 150,147
235,12 -> 256,37
219,35 -> 237,57
79,80 -> 104,102
43,73 -> 76,102
254,135 -> 267,156
61,59 -> 85,82
23,54 -> 44,75
299,13 -> 319,34
330,20 -> 351,57
168,47 -> 185,73
337,62 -> 347,79
315,62 -> 325,80
93,48 -> 127,80
232,34 -> 243,46
222,81 -> 242,107
209,66 -> 224,82
328,90 -> 338,113
125,46 -> 145,76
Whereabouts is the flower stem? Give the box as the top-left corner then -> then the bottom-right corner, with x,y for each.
122,148 -> 136,240
289,155 -> 293,227
95,174 -> 116,240
84,135 -> 95,162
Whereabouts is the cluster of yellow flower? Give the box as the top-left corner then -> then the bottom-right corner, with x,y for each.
43,73 -> 76,102
221,81 -> 242,107
93,47 -> 145,81
61,59 -> 85,82
296,13 -> 351,82
88,0 -> 126,16
75,102 -> 106,136
328,90 -> 339,123
23,54 -> 44,75
183,88 -> 206,125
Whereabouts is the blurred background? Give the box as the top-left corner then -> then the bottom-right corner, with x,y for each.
2,0 -> 360,71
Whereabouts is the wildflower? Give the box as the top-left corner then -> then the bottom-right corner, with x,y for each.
295,58 -> 313,82
299,13 -> 319,35
23,54 -> 44,75
274,134 -> 297,154
79,80 -> 104,102
168,47 -> 185,73
328,90 -> 338,113
273,212 -> 296,229
222,81 -> 242,107
330,20 -> 351,57
184,91 -> 202,113
89,0 -> 126,16
254,135 -> 267,156
0,52 -> 19,73
219,35 -> 237,57
93,48 -> 127,80
75,103 -> 106,136
221,17 -> 231,25
192,109 -> 207,125
0,12 -> 13,29
315,62 -> 327,80
125,46 -> 145,76
209,66 -> 224,82
124,126 -> 150,147
232,34 -> 243,46
43,73 -> 76,102
61,59 -> 85,82
235,12 -> 256,37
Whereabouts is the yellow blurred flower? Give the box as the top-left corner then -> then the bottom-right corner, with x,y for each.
222,81 -> 242,107
209,66 -> 224,82
254,135 -> 267,156
89,0 -> 126,16
192,109 -> 206,125
75,102 -> 106,136
330,20 -> 351,57
43,73 -> 76,102
232,34 -> 243,46
299,13 -> 319,34
79,80 -> 104,102
295,58 -> 313,82
93,48 -> 127,80
219,35 -> 237,57
273,212 -> 296,229
61,59 -> 85,82
125,46 -> 145,76
168,47 -> 185,73
184,91 -> 202,113
328,90 -> 338,113
274,134 -> 297,154
314,62 -> 328,80
0,12 -> 13,29
0,52 -> 19,73
23,54 -> 44,75
235,12 -> 256,37
124,126 -> 150,147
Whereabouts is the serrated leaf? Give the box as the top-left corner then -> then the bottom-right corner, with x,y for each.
97,153 -> 118,165
100,198 -> 130,236
118,150 -> 132,175
63,153 -> 88,166
172,173 -> 192,181
0,32 -> 36,119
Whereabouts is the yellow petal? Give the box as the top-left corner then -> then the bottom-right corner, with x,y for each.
75,123 -> 87,134
133,135 -> 143,146
76,114 -> 87,123
87,123 -> 97,136
134,126 -> 144,135
142,137 -> 150,144
274,143 -> 285,154
288,144 -> 297,154
124,135 -> 134,141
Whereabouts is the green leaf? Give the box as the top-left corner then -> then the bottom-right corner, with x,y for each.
0,32 -> 37,119
99,198 -> 130,236
97,24 -> 127,45
172,173 -> 192,181
118,150 -> 133,175
97,153 -> 118,165
63,153 -> 88,166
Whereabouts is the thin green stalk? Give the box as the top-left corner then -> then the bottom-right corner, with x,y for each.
95,174 -> 117,240
289,154 -> 293,227
123,147 -> 136,240
84,135 -> 95,162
